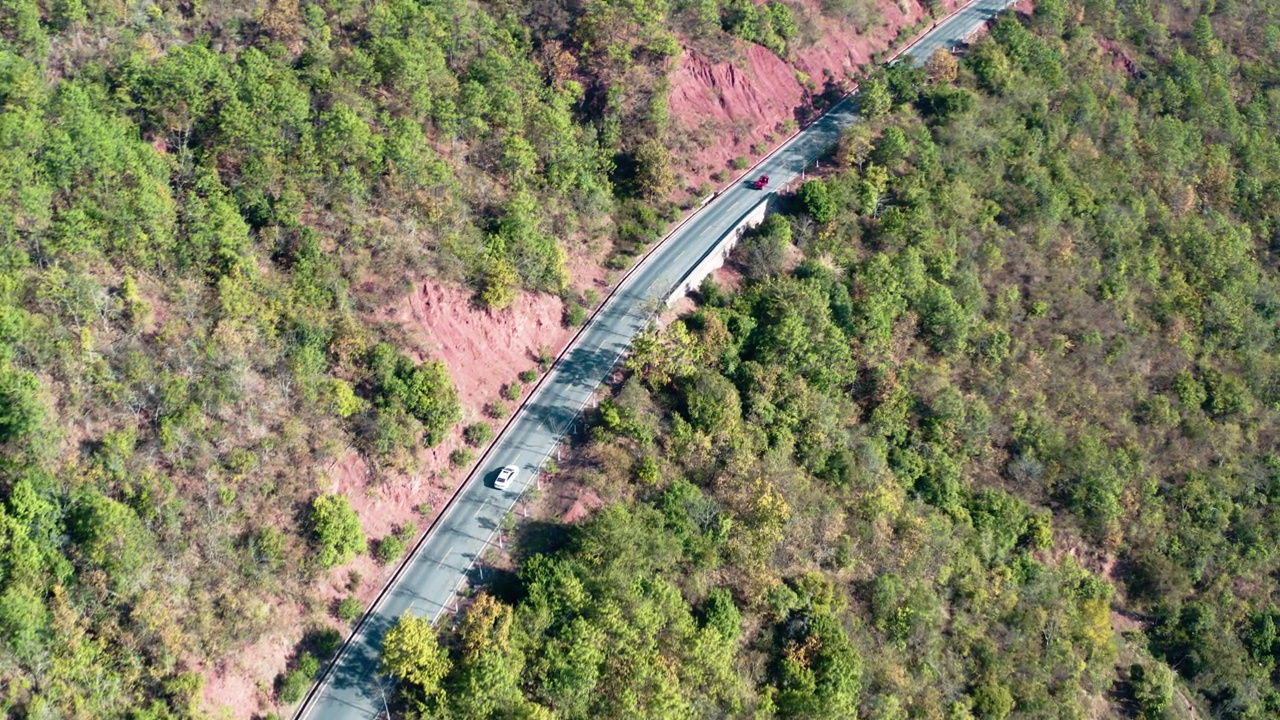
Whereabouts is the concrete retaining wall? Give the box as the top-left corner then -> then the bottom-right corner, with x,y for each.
667,200 -> 770,305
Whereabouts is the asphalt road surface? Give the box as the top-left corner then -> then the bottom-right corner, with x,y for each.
902,0 -> 1017,68
297,1 -> 1015,716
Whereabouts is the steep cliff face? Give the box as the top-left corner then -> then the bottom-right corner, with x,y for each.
667,0 -> 966,195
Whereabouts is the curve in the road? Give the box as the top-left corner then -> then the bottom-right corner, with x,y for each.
297,1 -> 1016,717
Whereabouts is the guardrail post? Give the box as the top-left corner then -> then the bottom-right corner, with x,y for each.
379,681 -> 394,720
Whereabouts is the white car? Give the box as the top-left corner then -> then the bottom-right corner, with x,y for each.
494,464 -> 519,490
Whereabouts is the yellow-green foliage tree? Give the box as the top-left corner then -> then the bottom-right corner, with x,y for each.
381,613 -> 452,698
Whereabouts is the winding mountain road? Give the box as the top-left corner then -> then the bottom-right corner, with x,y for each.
297,1 -> 1015,716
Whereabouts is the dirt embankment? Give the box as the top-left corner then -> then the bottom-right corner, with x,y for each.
199,282 -> 591,717
668,0 -> 966,194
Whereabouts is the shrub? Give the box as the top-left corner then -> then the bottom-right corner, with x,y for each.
502,382 -> 522,401
485,401 -> 510,419
254,527 -> 284,570
163,672 -> 204,716
314,628 -> 343,657
731,155 -> 750,170
463,422 -> 493,447
564,302 -> 588,327
310,494 -> 365,569
537,345 -> 555,371
449,448 -> 474,468
377,535 -> 407,564
699,277 -> 730,307
518,369 -> 538,384
278,668 -> 309,704
337,596 -> 363,622
278,652 -> 320,703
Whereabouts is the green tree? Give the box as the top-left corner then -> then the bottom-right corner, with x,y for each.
971,680 -> 1013,720
501,132 -> 539,184
370,344 -> 462,447
798,180 -> 835,223
497,190 -> 568,292
1032,0 -> 1068,35
768,2 -> 796,40
966,40 -> 1012,94
0,364 -> 45,450
1130,663 -> 1174,720
873,125 -> 910,169
776,613 -> 863,718
683,370 -> 742,434
69,490 -> 156,595
918,281 -> 969,354
736,213 -> 792,279
860,77 -> 892,119
634,138 -> 674,200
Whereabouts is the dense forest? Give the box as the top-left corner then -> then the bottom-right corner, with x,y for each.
382,1 -> 1280,719
0,0 -> 905,712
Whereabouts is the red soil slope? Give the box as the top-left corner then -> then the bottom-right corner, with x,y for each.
669,0 -> 965,192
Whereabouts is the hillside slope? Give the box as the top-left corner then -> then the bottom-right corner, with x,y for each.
0,0 -> 976,716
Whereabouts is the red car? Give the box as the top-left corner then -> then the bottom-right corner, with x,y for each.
751,174 -> 769,190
